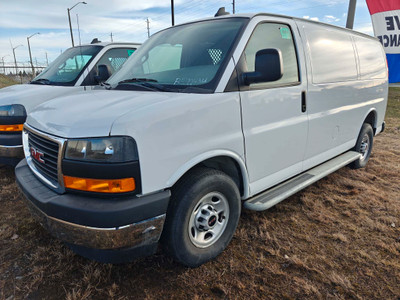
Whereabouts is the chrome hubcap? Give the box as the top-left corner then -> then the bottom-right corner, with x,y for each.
188,192 -> 229,248
360,134 -> 370,161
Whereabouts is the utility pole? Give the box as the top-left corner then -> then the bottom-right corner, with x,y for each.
27,32 -> 40,77
45,52 -> 49,66
67,2 -> 87,47
171,0 -> 175,26
346,0 -> 357,29
11,43 -> 23,75
232,0 -> 235,14
110,32 -> 114,42
146,18 -> 150,38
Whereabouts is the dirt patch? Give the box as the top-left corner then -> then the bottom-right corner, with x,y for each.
0,89 -> 399,299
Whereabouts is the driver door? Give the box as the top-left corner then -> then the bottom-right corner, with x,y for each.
238,20 -> 309,195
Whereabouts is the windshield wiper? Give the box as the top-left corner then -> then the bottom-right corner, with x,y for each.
116,78 -> 173,92
117,78 -> 158,84
30,78 -> 51,85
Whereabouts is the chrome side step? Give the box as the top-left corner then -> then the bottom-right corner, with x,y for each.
244,151 -> 361,211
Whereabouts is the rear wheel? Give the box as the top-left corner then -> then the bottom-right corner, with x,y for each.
350,123 -> 374,169
162,168 -> 241,267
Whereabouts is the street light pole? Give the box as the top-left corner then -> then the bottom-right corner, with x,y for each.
67,2 -> 87,47
12,44 -> 23,75
1,55 -> 9,74
346,0 -> 357,29
27,32 -> 40,77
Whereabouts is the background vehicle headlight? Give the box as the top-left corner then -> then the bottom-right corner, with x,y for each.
0,104 -> 26,117
64,137 -> 138,163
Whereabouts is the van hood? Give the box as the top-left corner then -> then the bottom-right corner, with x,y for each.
0,84 -> 83,113
27,89 -> 181,138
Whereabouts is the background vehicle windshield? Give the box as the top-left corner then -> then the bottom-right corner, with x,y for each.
32,46 -> 102,86
108,18 -> 247,92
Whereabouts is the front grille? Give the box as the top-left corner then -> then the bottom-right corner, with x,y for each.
28,130 -> 59,183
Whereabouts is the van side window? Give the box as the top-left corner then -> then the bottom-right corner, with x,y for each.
305,25 -> 358,84
354,37 -> 387,80
97,48 -> 135,73
83,48 -> 136,85
244,23 -> 299,88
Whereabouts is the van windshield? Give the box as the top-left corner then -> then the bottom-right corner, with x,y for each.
31,45 -> 103,86
107,18 -> 247,93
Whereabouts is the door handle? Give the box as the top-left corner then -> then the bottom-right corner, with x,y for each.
301,91 -> 307,113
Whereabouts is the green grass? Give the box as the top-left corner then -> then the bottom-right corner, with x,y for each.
387,87 -> 400,131
388,87 -> 400,121
0,74 -> 18,89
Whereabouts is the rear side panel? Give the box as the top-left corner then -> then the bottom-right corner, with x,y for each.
296,20 -> 388,170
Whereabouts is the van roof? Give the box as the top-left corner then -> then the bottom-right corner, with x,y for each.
71,42 -> 141,48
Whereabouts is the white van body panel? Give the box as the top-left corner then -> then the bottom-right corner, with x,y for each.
295,20 -> 388,170
165,149 -> 249,198
235,17 -> 309,196
0,84 -> 85,113
27,90 -> 176,138
28,90 -> 246,196
110,92 -> 245,195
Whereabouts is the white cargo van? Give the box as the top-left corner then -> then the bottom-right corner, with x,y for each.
0,42 -> 140,165
16,12 -> 388,267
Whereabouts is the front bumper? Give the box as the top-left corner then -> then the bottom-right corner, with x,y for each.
16,159 -> 170,255
0,132 -> 23,165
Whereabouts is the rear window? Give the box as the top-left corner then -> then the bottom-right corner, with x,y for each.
354,37 -> 386,80
305,24 -> 358,84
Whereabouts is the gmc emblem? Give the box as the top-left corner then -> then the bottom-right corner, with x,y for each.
30,147 -> 45,164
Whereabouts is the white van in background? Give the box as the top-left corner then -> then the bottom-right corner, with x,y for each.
16,11 -> 388,267
0,41 -> 140,165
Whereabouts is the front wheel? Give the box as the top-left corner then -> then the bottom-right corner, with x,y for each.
350,123 -> 374,169
162,168 -> 241,267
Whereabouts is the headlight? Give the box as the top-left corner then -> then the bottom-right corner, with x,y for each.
0,104 -> 26,117
64,136 -> 138,163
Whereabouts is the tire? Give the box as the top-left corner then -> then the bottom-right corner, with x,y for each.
350,123 -> 374,169
162,167 -> 241,267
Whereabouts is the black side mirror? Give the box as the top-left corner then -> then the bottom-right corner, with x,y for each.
243,48 -> 283,85
94,64 -> 111,84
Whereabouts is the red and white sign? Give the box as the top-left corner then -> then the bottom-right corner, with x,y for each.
366,0 -> 400,82
366,0 -> 400,54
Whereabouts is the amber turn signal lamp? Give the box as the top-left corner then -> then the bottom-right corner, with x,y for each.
0,124 -> 24,132
63,176 -> 135,193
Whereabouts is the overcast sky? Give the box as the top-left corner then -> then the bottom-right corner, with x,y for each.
0,0 -> 373,68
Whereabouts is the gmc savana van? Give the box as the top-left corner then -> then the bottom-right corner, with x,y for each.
16,12 -> 388,267
0,42 -> 140,165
